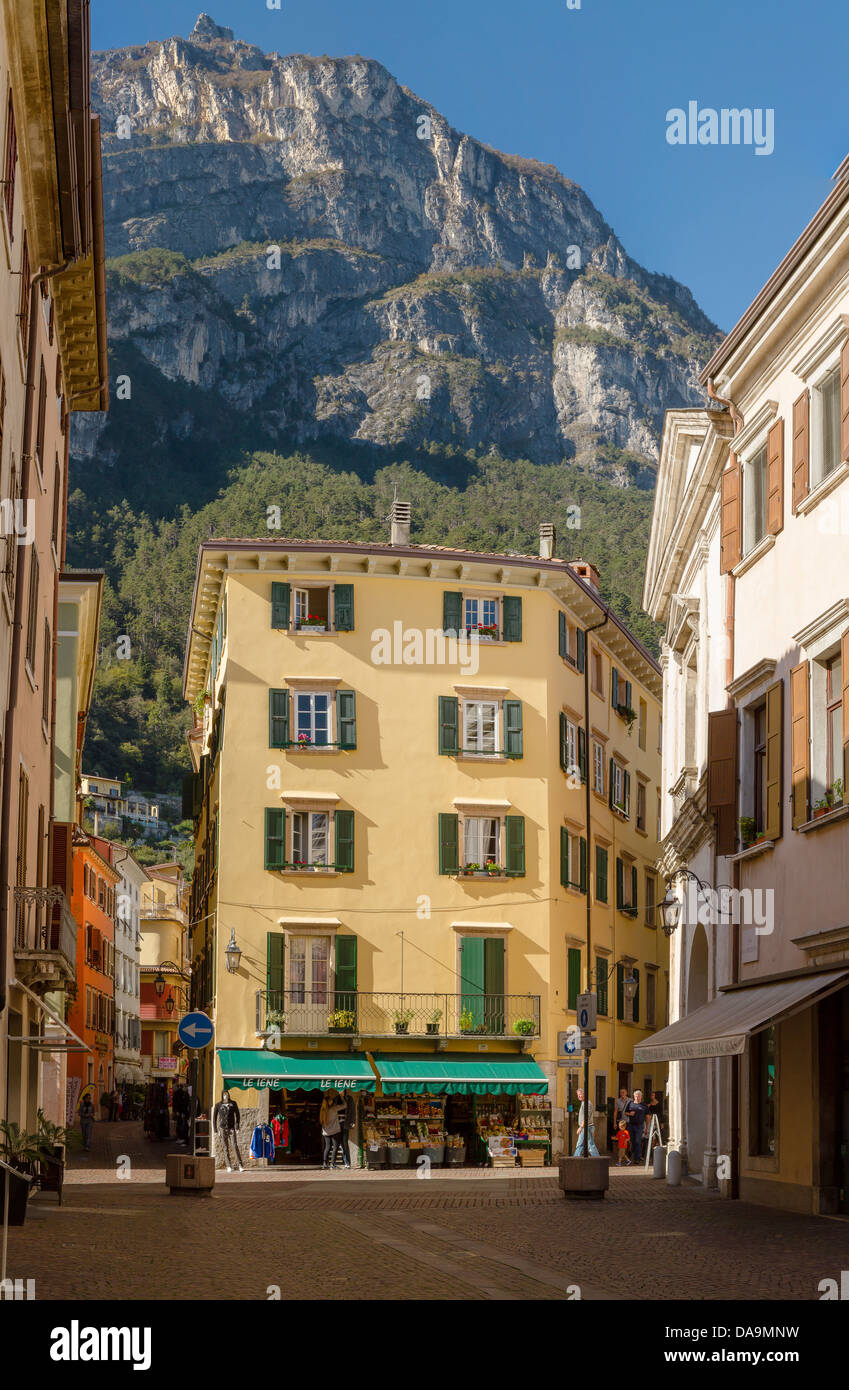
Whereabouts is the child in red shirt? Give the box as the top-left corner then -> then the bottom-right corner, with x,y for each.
615,1120 -> 631,1165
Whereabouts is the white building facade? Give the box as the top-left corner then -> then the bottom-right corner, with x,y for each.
111,848 -> 147,1085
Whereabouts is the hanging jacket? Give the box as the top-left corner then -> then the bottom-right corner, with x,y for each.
271,1115 -> 289,1148
250,1124 -> 275,1160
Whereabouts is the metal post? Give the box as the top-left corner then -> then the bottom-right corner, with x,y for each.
582,1051 -> 590,1156
582,607 -> 608,1156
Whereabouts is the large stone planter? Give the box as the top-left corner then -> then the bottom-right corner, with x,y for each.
166,1153 -> 216,1195
558,1155 -> 610,1201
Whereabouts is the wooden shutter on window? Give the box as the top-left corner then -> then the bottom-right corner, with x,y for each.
623,769 -> 631,818
577,727 -> 587,783
615,856 -> 624,910
502,596 -> 522,642
266,932 -> 285,997
334,934 -> 357,1011
334,583 -> 354,631
264,808 -> 286,869
790,660 -> 810,828
505,816 -> 525,876
269,688 -> 289,748
841,340 -> 849,463
337,691 -> 357,749
442,591 -> 462,635
608,757 -> 615,809
792,390 -> 810,512
632,967 -> 640,1025
335,809 -> 355,872
271,581 -> 290,629
559,711 -> 569,773
720,457 -> 742,573
764,678 -> 783,841
567,948 -> 581,1010
504,700 -> 523,758
707,709 -> 739,855
438,813 -> 459,874
576,628 -> 586,673
843,628 -> 849,789
438,696 -> 459,755
611,667 -> 619,708
596,845 -> 608,903
631,865 -> 638,916
558,611 -> 567,659
766,417 -> 784,536
560,827 -> 569,887
579,837 -> 587,894
616,963 -> 624,1020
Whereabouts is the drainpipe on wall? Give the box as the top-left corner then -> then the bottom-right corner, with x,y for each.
582,609 -> 608,1153
707,376 -> 743,1200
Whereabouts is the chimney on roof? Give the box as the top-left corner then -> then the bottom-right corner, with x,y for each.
539,523 -> 556,560
569,558 -> 601,592
390,499 -> 411,547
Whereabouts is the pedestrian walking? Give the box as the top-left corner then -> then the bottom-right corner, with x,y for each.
624,1089 -> 649,1163
79,1095 -> 95,1151
319,1091 -> 349,1170
615,1120 -> 631,1165
572,1088 -> 600,1157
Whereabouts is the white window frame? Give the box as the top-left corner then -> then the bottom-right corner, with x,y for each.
811,360 -> 842,489
611,759 -> 626,813
591,648 -> 604,696
462,815 -> 502,871
592,740 -> 605,796
565,718 -> 577,772
292,585 -> 333,632
742,440 -> 768,557
290,810 -> 331,870
464,594 -> 500,639
288,933 -> 332,1004
564,829 -> 582,889
462,699 -> 500,755
293,690 -> 333,747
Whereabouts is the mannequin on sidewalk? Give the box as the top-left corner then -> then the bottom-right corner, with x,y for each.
213,1089 -> 244,1172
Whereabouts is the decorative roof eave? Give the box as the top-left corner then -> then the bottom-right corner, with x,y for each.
2,0 -> 66,269
182,540 -> 662,704
53,124 -> 109,413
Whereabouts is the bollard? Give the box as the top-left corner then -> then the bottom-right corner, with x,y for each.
666,1148 -> 682,1186
652,1144 -> 666,1179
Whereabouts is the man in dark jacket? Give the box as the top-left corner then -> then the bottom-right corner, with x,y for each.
624,1090 -> 648,1163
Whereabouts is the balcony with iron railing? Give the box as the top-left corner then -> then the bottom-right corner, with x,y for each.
256,990 -> 541,1042
13,886 -> 77,991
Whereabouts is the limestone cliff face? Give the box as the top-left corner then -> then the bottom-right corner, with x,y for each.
81,13 -> 719,483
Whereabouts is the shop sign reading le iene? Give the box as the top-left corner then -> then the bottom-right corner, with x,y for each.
233,1077 -> 362,1090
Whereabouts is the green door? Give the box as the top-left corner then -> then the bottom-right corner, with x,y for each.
459,937 -> 504,1034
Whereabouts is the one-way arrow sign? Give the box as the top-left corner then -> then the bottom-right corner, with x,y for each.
177,1011 -> 214,1049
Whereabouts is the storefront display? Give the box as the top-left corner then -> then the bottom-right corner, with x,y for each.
361,1088 -> 552,1167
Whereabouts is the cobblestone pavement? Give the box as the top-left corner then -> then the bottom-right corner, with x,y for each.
4,1121 -> 846,1301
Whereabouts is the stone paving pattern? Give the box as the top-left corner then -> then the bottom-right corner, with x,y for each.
5,1122 -> 847,1300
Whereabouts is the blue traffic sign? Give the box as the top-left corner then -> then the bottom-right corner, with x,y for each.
177,1011 -> 214,1049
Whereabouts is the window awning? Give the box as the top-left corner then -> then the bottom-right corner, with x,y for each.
217,1050 -> 376,1092
633,969 -> 849,1063
372,1052 -> 548,1095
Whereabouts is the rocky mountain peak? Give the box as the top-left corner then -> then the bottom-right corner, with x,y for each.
190,13 -> 234,42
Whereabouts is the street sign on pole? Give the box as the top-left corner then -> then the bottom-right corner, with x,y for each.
576,992 -> 597,1032
177,1011 -> 214,1050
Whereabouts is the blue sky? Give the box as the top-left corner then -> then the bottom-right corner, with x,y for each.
91,0 -> 849,332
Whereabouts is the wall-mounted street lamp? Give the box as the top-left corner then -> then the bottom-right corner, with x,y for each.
165,993 -> 175,1015
593,957 -> 638,999
224,928 -> 242,974
658,867 -> 713,937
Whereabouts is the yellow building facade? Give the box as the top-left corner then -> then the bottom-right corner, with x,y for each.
183,521 -> 665,1163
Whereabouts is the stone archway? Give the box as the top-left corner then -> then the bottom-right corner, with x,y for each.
684,924 -> 709,1173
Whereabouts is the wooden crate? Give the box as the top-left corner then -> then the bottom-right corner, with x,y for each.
518,1148 -> 546,1167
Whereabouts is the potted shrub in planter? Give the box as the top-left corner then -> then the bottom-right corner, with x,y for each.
298,614 -> 326,633
33,1110 -> 73,1205
471,623 -> 499,642
484,860 -> 501,876
739,815 -> 756,847
461,862 -> 480,877
266,1009 -> 286,1036
0,1121 -> 39,1225
616,703 -> 636,732
426,1009 -> 442,1036
327,1009 -> 356,1034
459,1008 -> 475,1034
393,1008 -> 414,1035
512,1017 -> 536,1037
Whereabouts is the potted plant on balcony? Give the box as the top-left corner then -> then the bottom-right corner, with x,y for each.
472,623 -> 499,642
484,859 -> 500,876
296,732 -> 313,747
461,862 -> 480,876
298,613 -> 326,633
327,1009 -> 356,1034
266,1008 -> 286,1034
459,1008 -> 475,1034
513,1018 -> 536,1037
739,815 -> 756,847
393,1008 -> 414,1035
426,1008 -> 442,1036
615,701 -> 636,732
0,1122 -> 38,1225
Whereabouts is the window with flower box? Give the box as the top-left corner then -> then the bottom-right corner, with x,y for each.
269,688 -> 357,751
270,581 -> 354,634
441,591 -> 522,642
438,693 -> 523,758
439,811 -> 525,877
264,806 -> 355,873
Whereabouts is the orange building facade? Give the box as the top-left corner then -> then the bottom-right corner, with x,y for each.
66,831 -> 119,1099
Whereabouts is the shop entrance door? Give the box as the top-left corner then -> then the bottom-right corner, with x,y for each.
288,935 -> 331,1033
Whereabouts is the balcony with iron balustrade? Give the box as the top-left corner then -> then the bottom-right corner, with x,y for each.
13,886 -> 78,992
255,990 -> 540,1044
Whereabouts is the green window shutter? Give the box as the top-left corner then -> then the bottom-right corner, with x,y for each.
608,757 -> 615,809
567,948 -> 581,1011
576,628 -> 586,674
596,845 -> 608,903
623,770 -> 631,818
632,967 -> 640,1024
579,836 -> 587,894
438,695 -> 459,755
616,964 -> 625,1021
596,957 -> 608,1016
271,581 -> 291,630
558,611 -> 567,659
443,591 -> 463,635
266,932 -> 285,997
616,856 -> 624,910
505,815 -> 525,877
334,809 -> 355,872
577,726 -> 587,783
484,937 -> 505,996
560,711 -> 569,772
625,680 -> 633,710
560,826 -> 569,887
334,934 -> 358,1012
631,864 -> 638,917
269,688 -> 289,748
611,667 -> 619,708
182,773 -> 194,820
337,690 -> 357,749
264,808 -> 286,870
504,700 -> 523,758
460,936 -> 486,1028
502,596 -> 522,642
333,583 -> 354,631
438,813 -> 459,875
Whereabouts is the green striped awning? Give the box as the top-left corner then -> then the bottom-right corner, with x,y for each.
217,1050 -> 376,1092
373,1052 -> 548,1096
